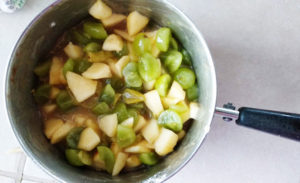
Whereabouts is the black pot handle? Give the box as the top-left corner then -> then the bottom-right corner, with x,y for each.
236,107 -> 300,141
215,106 -> 300,141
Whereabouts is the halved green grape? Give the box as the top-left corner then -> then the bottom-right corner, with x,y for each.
34,84 -> 51,104
63,59 -> 75,77
158,110 -> 183,132
66,127 -> 84,149
127,108 -> 139,126
34,60 -> 51,77
74,60 -> 92,74
122,88 -> 145,104
97,146 -> 115,173
122,62 -> 142,88
169,101 -> 189,114
187,84 -> 199,101
105,78 -> 124,91
155,74 -> 172,97
114,103 -> 128,122
78,151 -> 92,166
83,22 -> 107,40
170,37 -> 179,51
162,50 -> 182,73
70,30 -> 91,45
133,33 -> 151,56
139,152 -> 158,166
128,102 -> 145,110
100,84 -> 115,105
181,48 -> 192,66
174,68 -> 196,89
65,149 -> 84,166
92,102 -> 111,115
56,90 -> 75,111
138,53 -> 161,82
84,42 -> 101,52
156,27 -> 171,52
114,44 -> 129,58
117,125 -> 136,148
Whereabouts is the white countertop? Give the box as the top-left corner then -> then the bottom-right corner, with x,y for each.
1,0 -> 300,183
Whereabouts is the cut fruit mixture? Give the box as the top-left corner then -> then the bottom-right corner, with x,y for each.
33,0 -> 200,176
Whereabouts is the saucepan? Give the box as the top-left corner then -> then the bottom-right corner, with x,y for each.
5,0 -> 300,182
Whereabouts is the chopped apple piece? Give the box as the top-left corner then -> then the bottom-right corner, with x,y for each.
114,56 -> 130,78
88,51 -> 114,63
78,127 -> 101,151
126,155 -> 141,168
98,113 -> 118,137
121,117 -> 134,128
64,42 -> 83,60
167,81 -> 186,104
181,109 -> 190,123
66,72 -> 97,102
102,34 -> 123,51
110,142 -> 121,157
142,119 -> 160,144
114,29 -> 134,42
124,140 -> 152,153
85,119 -> 101,136
73,114 -> 88,126
112,152 -> 128,176
127,11 -> 149,36
190,102 -> 201,119
134,115 -> 147,132
49,57 -> 66,85
161,97 -> 179,108
50,87 -> 60,99
154,128 -> 178,156
177,130 -> 186,140
51,121 -> 75,144
143,80 -> 156,91
144,90 -> 164,117
102,14 -> 126,27
89,0 -> 112,20
44,118 -> 64,139
42,104 -> 57,114
82,63 -> 112,79
92,152 -> 106,170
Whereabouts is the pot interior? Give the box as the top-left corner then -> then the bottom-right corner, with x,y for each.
5,0 -> 216,182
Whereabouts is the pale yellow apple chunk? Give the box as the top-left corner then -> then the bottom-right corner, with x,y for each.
51,121 -> 75,144
142,119 -> 160,144
114,56 -> 130,78
44,118 -> 64,139
42,104 -> 57,114
102,34 -> 123,52
49,57 -> 66,85
114,29 -> 134,42
154,128 -> 178,156
166,81 -> 186,105
66,72 -> 97,103
127,11 -> 149,36
120,117 -> 134,128
110,142 -> 121,157
144,90 -> 164,117
112,152 -> 128,176
126,155 -> 141,168
89,0 -> 112,20
82,63 -> 112,79
124,140 -> 152,153
190,102 -> 201,119
77,127 -> 101,151
64,42 -> 83,60
134,115 -> 147,132
102,13 -> 126,27
98,113 -> 118,137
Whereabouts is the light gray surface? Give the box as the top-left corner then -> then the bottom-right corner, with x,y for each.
0,0 -> 300,183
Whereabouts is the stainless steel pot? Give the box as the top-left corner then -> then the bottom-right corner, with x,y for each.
5,0 -> 216,182
5,0 -> 300,182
